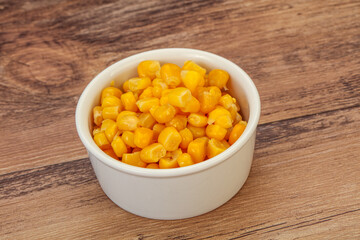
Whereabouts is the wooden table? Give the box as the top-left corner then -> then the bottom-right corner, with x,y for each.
1,0 -> 359,239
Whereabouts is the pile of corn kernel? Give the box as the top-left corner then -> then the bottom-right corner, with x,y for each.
92,60 -> 247,169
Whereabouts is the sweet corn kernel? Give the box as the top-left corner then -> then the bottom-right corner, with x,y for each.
207,138 -> 227,158
150,104 -> 176,123
167,87 -> 192,108
187,125 -> 206,139
228,103 -> 241,122
171,148 -> 183,161
102,106 -> 120,121
177,153 -> 194,167
152,78 -> 168,98
206,124 -> 227,141
152,123 -> 166,139
139,86 -> 154,99
103,119 -> 118,142
122,80 -> 130,92
137,60 -> 161,80
138,112 -> 156,129
197,86 -> 222,113
159,157 -> 179,169
94,132 -> 111,150
165,115 -> 187,131
158,127 -> 182,151
103,148 -> 119,160
182,60 -> 206,77
219,94 -> 236,109
187,137 -> 208,163
208,107 -> 233,128
101,87 -> 122,104
180,96 -> 200,113
122,152 -> 147,168
134,127 -> 153,148
121,92 -> 138,112
160,63 -> 181,87
136,97 -> 160,113
229,121 -> 247,145
92,127 -> 101,136
179,128 -> 193,149
128,77 -> 152,91
208,69 -> 229,89
140,143 -> 166,163
111,136 -> 128,157
101,95 -> 122,108
146,163 -> 159,169
121,131 -> 136,148
93,106 -> 103,126
116,110 -> 136,120
159,89 -> 171,105
188,113 -> 208,127
181,70 -> 204,94
116,115 -> 139,131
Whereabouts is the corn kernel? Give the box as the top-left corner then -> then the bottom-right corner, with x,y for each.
181,70 -> 203,94
150,104 -> 176,123
197,86 -> 222,113
101,87 -> 122,104
94,132 -> 111,150
171,148 -> 183,161
160,63 -> 181,87
219,94 -> 236,109
207,138 -> 228,158
187,125 -> 206,139
177,153 -> 194,167
93,106 -> 103,126
102,106 -> 121,121
101,95 -> 122,108
146,163 -> 160,169
140,143 -> 166,163
159,157 -> 179,169
166,115 -> 187,131
179,128 -> 193,149
137,60 -> 160,80
136,97 -> 160,113
121,131 -> 136,148
208,106 -> 233,128
116,110 -> 136,120
182,60 -> 206,77
208,69 -> 229,89
111,135 -> 128,157
206,124 -> 227,141
188,113 -> 207,127
139,86 -> 154,99
167,87 -> 192,108
101,119 -> 118,142
187,137 -> 208,163
121,92 -> 139,112
138,112 -> 156,129
128,77 -> 152,91
152,123 -> 166,140
116,115 -> 139,131
103,148 -> 119,160
158,126 -> 182,151
92,127 -> 101,136
123,80 -> 130,92
229,121 -> 247,145
122,152 -> 147,168
152,78 -> 168,98
134,127 -> 153,148
180,96 -> 200,113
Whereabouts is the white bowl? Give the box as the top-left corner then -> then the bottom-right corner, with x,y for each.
75,48 -> 261,220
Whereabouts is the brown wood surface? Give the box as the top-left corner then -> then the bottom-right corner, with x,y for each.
1,0 -> 359,239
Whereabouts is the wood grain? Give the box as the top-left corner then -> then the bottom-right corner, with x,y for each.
1,0 -> 360,239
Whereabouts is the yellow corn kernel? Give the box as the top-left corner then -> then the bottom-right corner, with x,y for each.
111,135 -> 128,157
177,153 -> 194,167
229,121 -> 247,145
122,80 -> 130,92
102,106 -> 121,120
122,152 -> 147,168
136,97 -> 160,113
179,128 -> 193,149
102,119 -> 118,142
116,110 -> 136,120
225,127 -> 232,140
206,124 -> 227,141
187,125 -> 206,139
207,138 -> 228,158
180,96 -> 201,113
159,89 -> 171,105
158,127 -> 182,151
180,70 -> 204,94
152,123 -> 166,140
197,86 -> 222,113
134,127 -> 153,148
116,115 -> 139,131
137,60 -> 161,80
140,143 -> 166,163
166,115 -> 187,131
208,107 -> 233,128
101,87 -> 122,104
150,104 -> 176,123
188,113 -> 208,127
167,87 -> 192,108
208,69 -> 229,89
182,60 -> 206,77
94,132 -> 111,150
93,106 -> 103,126
160,63 -> 181,87
103,148 -> 119,160
146,163 -> 160,169
187,137 -> 208,163
159,157 -> 179,169
228,103 -> 241,122
235,112 -> 242,124
139,86 -> 154,99
139,112 -> 156,129
219,94 -> 236,109
221,139 -> 230,148
152,78 -> 168,98
128,77 -> 152,91
121,131 -> 136,148
101,95 -> 122,108
121,92 -> 138,112
171,148 -> 183,161
92,127 -> 101,136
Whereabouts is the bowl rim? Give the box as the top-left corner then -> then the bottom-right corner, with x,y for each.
75,48 -> 261,178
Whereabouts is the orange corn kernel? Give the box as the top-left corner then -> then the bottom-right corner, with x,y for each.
137,60 -> 161,80
187,137 -> 209,163
103,148 -> 119,160
188,113 -> 208,127
128,77 -> 152,91
197,86 -> 222,113
101,95 -> 122,108
150,104 -> 176,123
122,152 -> 147,168
158,126 -> 182,151
207,138 -> 228,159
208,69 -> 229,89
102,106 -> 121,121
111,136 -> 128,158
166,115 -> 187,131
179,128 -> 193,149
139,112 -> 156,129
159,157 -> 179,169
93,106 -> 103,126
121,92 -> 138,112
101,87 -> 122,104
121,131 -> 136,148
152,123 -> 166,139
160,63 -> 181,87
146,163 -> 160,169
94,132 -> 111,150
140,143 -> 167,163
116,115 -> 139,131
180,96 -> 200,113
167,87 -> 192,108
229,121 -> 247,145
136,97 -> 160,113
134,127 -> 153,148
122,80 -> 130,92
187,125 -> 206,139
181,70 -> 204,94
206,124 -> 227,141
139,86 -> 154,99
182,60 -> 206,77
177,153 -> 194,167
